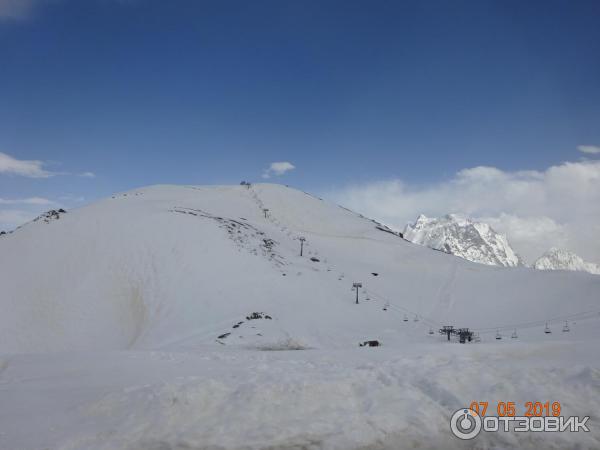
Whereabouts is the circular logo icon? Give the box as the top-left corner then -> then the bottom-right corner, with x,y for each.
450,408 -> 482,440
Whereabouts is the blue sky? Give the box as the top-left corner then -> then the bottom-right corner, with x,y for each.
1,0 -> 600,262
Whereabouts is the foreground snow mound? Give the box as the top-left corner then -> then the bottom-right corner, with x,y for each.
534,247 -> 600,275
2,345 -> 600,450
403,214 -> 523,267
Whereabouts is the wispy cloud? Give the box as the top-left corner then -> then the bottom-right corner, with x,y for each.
578,145 -> 600,155
0,152 -> 54,178
0,209 -> 37,230
0,0 -> 140,21
262,161 -> 295,179
326,160 -> 600,265
0,197 -> 54,205
0,0 -> 36,20
0,151 -> 96,179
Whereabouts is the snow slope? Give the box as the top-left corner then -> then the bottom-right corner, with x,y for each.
534,247 -> 600,275
1,184 -> 599,449
403,213 -> 523,267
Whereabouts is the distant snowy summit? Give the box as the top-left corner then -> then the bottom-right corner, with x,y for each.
403,215 -> 600,275
403,214 -> 523,267
534,248 -> 600,275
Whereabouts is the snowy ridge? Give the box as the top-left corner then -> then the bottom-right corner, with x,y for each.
534,247 -> 600,275
403,213 -> 523,267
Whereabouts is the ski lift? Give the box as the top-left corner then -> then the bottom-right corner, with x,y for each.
428,328 -> 434,335
403,314 -> 409,322
495,329 -> 502,340
562,321 -> 570,332
413,314 -> 419,322
511,329 -> 518,339
544,322 -> 552,334
383,302 -> 389,311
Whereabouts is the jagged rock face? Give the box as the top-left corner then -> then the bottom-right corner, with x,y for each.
534,248 -> 600,275
403,214 -> 523,267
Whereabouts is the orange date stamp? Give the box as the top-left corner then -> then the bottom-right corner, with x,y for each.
469,401 -> 561,417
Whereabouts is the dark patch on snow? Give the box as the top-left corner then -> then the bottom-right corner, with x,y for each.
371,272 -> 379,276
171,207 -> 285,267
262,238 -> 275,251
217,332 -> 231,339
246,312 -> 272,320
310,257 -> 320,262
359,340 -> 381,347
25,209 -> 68,226
374,224 -> 404,239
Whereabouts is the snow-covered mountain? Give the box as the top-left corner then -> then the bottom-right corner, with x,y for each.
534,247 -> 600,275
403,213 -> 523,267
1,184 -> 599,450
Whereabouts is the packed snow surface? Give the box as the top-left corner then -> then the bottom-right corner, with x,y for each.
534,247 -> 600,275
403,213 -> 523,267
1,184 -> 599,449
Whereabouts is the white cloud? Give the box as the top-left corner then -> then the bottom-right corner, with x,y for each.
578,145 -> 600,155
0,196 -> 65,231
0,209 -> 38,231
326,160 -> 600,265
59,194 -> 85,202
79,171 -> 96,178
0,0 -> 141,20
0,152 -> 53,178
0,197 -> 54,205
0,0 -> 36,19
262,161 -> 295,179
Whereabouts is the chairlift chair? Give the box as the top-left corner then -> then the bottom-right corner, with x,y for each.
413,314 -> 419,322
428,328 -> 434,335
403,314 -> 409,322
562,321 -> 570,332
511,329 -> 518,339
495,329 -> 502,340
544,322 -> 552,334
